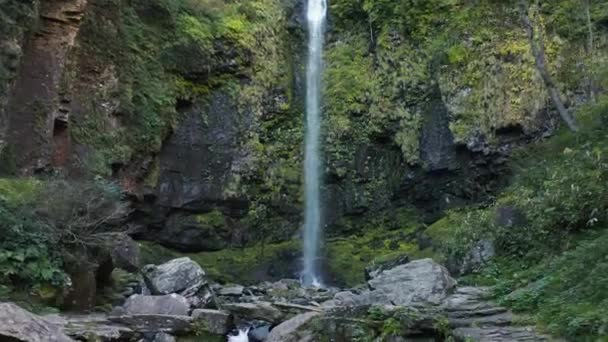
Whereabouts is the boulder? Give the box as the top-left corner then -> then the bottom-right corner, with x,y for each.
322,290 -> 371,308
266,312 -> 320,342
0,303 -> 73,342
143,257 -> 206,296
191,309 -> 232,335
365,255 -> 410,280
224,302 -> 285,324
368,258 -> 456,307
122,294 -> 189,316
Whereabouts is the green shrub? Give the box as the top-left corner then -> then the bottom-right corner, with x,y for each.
0,178 -> 125,298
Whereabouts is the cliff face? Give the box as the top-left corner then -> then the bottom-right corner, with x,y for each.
1,0 -> 606,251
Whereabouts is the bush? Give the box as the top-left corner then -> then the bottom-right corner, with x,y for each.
0,178 -> 127,296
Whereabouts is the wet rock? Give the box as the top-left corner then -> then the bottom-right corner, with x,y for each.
143,257 -> 206,296
150,332 -> 177,342
122,294 -> 189,316
368,258 -> 456,307
224,302 -> 285,324
248,322 -> 273,342
191,309 -> 232,335
0,303 -> 73,342
266,312 -> 320,342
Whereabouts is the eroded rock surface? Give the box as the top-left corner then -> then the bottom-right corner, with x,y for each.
142,257 -> 206,296
0,303 -> 74,342
367,258 -> 457,306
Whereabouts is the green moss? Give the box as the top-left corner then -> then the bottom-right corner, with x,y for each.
0,178 -> 41,207
427,97 -> 608,339
195,209 -> 225,227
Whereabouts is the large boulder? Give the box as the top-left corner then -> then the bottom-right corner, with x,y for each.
0,303 -> 73,342
223,302 -> 285,324
121,294 -> 189,316
192,309 -> 233,335
368,258 -> 457,307
142,257 -> 206,296
266,312 -> 320,342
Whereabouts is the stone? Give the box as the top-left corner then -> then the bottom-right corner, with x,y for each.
224,301 -> 285,324
460,239 -> 495,274
265,312 -> 320,342
218,285 -> 245,296
45,313 -> 136,341
248,322 -> 272,342
111,233 -> 141,272
122,294 -> 189,316
143,257 -> 206,296
0,303 -> 73,342
368,258 -> 456,307
191,309 -> 232,335
322,291 -> 371,308
109,315 -> 194,334
152,332 -> 177,342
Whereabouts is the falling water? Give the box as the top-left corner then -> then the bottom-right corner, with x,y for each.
301,0 -> 327,287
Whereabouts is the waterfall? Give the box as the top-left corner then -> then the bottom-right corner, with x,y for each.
301,0 -> 327,287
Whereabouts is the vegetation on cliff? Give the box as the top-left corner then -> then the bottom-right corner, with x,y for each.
1,0 -> 608,340
427,97 -> 608,338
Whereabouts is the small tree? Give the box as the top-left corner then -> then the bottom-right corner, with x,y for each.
521,0 -> 579,132
32,178 -> 130,250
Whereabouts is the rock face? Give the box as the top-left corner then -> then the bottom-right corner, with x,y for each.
5,0 -> 89,172
0,303 -> 73,342
367,258 -> 457,306
142,257 -> 206,296
122,294 -> 190,316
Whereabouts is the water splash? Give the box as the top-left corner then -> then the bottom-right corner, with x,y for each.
301,0 -> 327,287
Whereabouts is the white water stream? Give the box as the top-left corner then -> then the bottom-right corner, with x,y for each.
301,0 -> 327,287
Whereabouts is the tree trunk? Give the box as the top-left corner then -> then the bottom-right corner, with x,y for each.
521,1 -> 579,132
585,0 -> 597,102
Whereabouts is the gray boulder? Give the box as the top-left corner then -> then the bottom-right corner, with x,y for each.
0,303 -> 73,342
122,294 -> 189,316
224,301 -> 285,324
192,309 -> 232,335
143,257 -> 206,296
368,258 -> 456,307
266,312 -> 320,342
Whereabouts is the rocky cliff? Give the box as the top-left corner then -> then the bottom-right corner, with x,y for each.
1,0 -> 606,251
